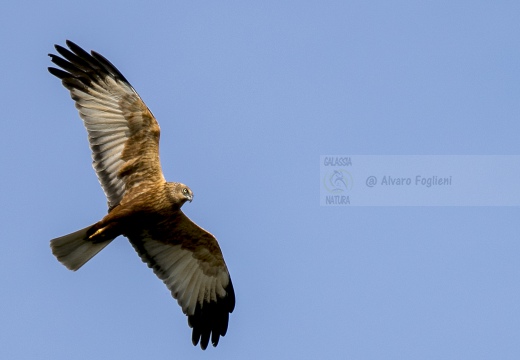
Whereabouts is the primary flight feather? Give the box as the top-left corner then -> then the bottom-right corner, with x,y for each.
48,40 -> 235,350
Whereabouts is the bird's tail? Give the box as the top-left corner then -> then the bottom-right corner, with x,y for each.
50,224 -> 114,271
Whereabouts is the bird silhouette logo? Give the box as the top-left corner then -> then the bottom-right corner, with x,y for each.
323,169 -> 353,193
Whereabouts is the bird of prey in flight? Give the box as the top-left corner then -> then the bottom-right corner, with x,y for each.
48,40 -> 235,350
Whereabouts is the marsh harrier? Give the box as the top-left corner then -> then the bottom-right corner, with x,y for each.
48,41 -> 235,350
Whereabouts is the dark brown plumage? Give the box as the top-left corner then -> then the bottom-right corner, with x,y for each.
48,40 -> 235,350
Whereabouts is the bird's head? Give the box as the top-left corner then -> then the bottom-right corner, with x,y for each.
181,185 -> 194,203
166,182 -> 194,208
178,183 -> 193,203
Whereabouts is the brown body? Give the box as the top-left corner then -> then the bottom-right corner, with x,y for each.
88,182 -> 189,242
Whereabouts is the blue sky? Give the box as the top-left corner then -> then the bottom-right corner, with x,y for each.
2,1 -> 520,359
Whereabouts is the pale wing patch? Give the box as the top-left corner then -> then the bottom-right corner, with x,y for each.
128,232 -> 235,349
70,85 -> 130,207
133,237 -> 230,316
49,41 -> 165,210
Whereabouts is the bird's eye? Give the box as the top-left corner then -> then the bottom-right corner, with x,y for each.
182,188 -> 188,194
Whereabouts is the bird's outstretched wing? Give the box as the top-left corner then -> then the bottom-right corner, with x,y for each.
48,40 -> 165,210
127,211 -> 235,350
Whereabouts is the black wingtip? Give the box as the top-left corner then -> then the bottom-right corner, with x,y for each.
54,43 -> 67,54
91,50 -> 130,84
48,66 -> 68,79
64,40 -> 89,58
188,278 -> 235,350
48,40 -> 135,92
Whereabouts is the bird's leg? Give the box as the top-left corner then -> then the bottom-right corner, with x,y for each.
86,222 -> 121,243
88,228 -> 105,239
